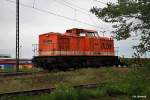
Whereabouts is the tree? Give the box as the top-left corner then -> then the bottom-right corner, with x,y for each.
90,0 -> 150,56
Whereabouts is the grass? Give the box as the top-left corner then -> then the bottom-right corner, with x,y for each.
0,66 -> 149,100
0,83 -> 129,100
0,67 -> 128,93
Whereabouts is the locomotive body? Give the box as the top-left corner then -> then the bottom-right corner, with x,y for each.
32,28 -> 120,70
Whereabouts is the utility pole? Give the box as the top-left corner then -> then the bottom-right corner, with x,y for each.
16,0 -> 19,72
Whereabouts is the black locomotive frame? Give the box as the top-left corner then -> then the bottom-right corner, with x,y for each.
32,56 -> 120,71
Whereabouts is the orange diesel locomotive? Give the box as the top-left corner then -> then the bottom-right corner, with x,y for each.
32,28 -> 120,70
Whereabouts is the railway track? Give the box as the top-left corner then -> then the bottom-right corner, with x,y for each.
0,71 -> 48,77
0,83 -> 127,97
0,67 -> 128,78
0,83 -> 100,97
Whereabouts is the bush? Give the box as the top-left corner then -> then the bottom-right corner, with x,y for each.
125,67 -> 150,98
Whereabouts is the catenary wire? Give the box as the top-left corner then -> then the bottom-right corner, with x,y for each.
55,0 -> 104,29
54,0 -> 95,17
5,0 -> 97,27
54,0 -> 100,26
93,0 -> 107,5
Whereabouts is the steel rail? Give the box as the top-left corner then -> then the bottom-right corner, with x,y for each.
0,71 -> 48,77
0,83 -> 100,97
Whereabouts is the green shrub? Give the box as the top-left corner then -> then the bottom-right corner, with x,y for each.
125,67 -> 150,98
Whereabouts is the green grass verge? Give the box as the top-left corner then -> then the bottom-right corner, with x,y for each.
0,66 -> 149,100
0,83 -> 129,100
0,67 -> 129,93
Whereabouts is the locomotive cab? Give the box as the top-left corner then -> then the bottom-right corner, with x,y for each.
65,28 -> 99,37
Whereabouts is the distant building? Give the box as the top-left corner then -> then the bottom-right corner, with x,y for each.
0,58 -> 32,70
0,54 -> 11,58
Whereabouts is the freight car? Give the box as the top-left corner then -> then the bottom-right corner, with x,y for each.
32,28 -> 120,70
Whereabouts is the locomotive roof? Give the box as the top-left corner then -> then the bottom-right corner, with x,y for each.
66,28 -> 97,33
39,32 -> 62,36
39,28 -> 113,40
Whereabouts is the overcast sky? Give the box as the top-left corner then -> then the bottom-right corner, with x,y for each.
0,0 -> 148,58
